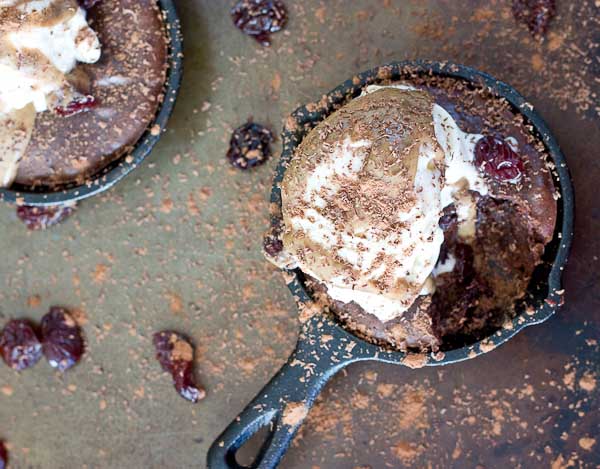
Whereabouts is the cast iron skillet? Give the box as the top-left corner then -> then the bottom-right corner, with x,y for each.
207,60 -> 574,469
0,0 -> 183,207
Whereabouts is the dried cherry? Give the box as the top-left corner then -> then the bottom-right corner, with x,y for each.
227,121 -> 273,170
41,307 -> 84,372
475,135 -> 524,183
512,0 -> 556,37
0,440 -> 7,469
55,95 -> 97,117
263,235 -> 283,257
231,0 -> 288,46
0,319 -> 42,371
263,219 -> 284,257
16,204 -> 75,230
153,331 -> 205,403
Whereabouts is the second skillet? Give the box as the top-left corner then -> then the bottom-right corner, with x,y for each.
207,60 -> 574,469
0,0 -> 182,207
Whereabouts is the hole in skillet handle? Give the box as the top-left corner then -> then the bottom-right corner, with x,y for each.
207,316 -> 372,469
0,0 -> 183,207
234,425 -> 273,468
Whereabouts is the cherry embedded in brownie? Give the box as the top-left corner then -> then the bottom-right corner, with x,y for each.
54,95 -> 98,118
475,135 -> 525,183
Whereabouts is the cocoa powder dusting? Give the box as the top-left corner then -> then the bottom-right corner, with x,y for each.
0,1 -> 596,468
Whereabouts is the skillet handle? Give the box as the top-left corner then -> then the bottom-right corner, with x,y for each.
207,317 -> 363,469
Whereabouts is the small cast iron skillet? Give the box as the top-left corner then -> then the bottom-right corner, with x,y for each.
207,60 -> 574,469
0,0 -> 183,207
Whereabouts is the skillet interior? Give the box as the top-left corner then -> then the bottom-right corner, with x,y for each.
270,60 -> 574,365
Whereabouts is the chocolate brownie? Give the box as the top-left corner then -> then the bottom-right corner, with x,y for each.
266,73 -> 557,352
14,0 -> 168,188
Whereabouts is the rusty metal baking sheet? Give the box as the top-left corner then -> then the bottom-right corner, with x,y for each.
0,0 -> 598,467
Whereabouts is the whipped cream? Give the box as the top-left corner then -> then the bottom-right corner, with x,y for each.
281,85 -> 492,323
326,139 -> 445,321
290,134 -> 446,321
0,0 -> 101,187
432,253 -> 457,276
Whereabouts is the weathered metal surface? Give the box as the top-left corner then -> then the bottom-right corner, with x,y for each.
0,1 -> 598,467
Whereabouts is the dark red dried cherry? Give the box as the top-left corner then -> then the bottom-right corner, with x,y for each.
16,204 -> 75,230
55,95 -> 97,117
227,121 -> 273,170
153,331 -> 205,403
41,307 -> 84,372
263,235 -> 283,257
475,135 -> 524,183
231,0 -> 288,46
78,0 -> 101,8
0,319 -> 42,371
263,219 -> 284,257
512,0 -> 556,37
0,440 -> 7,469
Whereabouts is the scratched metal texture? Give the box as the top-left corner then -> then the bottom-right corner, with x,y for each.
0,1 -> 598,468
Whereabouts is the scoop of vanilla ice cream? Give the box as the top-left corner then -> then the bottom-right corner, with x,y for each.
279,86 -> 489,322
